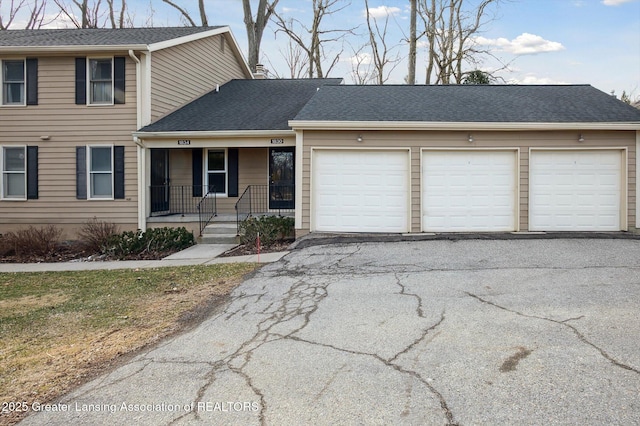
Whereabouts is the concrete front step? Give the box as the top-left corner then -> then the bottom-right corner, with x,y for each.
199,222 -> 239,244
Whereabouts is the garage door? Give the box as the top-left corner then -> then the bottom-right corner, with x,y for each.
529,150 -> 622,231
312,150 -> 409,233
422,150 -> 517,232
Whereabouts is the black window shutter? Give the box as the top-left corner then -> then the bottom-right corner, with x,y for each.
192,149 -> 203,197
75,57 -> 86,105
26,146 -> 38,199
114,56 -> 126,104
114,146 -> 125,199
76,146 -> 87,199
228,148 -> 239,197
26,58 -> 38,105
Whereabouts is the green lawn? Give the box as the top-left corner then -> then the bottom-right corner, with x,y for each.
0,264 -> 256,426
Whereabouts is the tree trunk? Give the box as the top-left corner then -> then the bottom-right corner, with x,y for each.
407,0 -> 417,84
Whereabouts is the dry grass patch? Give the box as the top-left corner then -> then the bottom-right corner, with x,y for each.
0,263 -> 257,426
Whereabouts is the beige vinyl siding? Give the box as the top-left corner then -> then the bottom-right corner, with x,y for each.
301,130 -> 637,233
0,54 -> 138,236
150,34 -> 247,121
167,147 -> 268,215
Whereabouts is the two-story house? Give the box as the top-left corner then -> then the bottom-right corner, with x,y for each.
0,26 -> 252,237
2,27 -> 640,238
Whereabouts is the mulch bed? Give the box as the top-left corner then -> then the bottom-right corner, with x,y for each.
0,240 -> 184,264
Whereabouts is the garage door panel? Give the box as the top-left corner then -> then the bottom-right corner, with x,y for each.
529,150 -> 622,231
422,151 -> 517,232
313,150 -> 409,233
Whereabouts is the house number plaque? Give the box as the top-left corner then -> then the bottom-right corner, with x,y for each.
270,138 -> 284,144
178,140 -> 191,145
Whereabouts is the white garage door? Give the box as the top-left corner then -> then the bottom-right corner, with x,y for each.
422,150 -> 517,232
529,150 -> 622,231
312,149 -> 409,233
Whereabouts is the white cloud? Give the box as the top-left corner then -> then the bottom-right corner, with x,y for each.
602,0 -> 637,5
508,74 -> 567,85
348,52 -> 373,66
364,5 -> 402,19
474,33 -> 565,55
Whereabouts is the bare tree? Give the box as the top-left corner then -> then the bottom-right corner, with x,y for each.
273,0 -> 354,78
52,0 -> 102,28
418,0 -> 504,84
407,0 -> 417,84
106,0 -> 126,28
160,0 -> 207,26
363,0 -> 402,84
1,0 -> 52,29
348,43 -> 375,85
265,37 -> 310,79
243,0 -> 279,73
52,0 -> 132,28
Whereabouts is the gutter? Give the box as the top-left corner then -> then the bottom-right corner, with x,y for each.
132,129 -> 295,139
288,120 -> 640,132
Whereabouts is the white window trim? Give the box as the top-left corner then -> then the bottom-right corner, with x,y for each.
87,145 -> 114,200
87,56 -> 114,106
1,58 -> 26,107
205,148 -> 228,197
1,145 -> 27,200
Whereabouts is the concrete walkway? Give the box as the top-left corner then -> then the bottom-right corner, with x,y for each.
0,244 -> 289,273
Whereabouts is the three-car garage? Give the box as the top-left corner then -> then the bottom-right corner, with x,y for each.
308,145 -> 629,234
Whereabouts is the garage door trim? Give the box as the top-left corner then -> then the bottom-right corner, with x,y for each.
528,147 -> 628,231
420,148 -> 520,232
310,147 -> 412,233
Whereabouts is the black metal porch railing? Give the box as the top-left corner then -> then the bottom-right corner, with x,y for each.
197,187 -> 217,236
150,185 -> 213,216
235,184 -> 295,233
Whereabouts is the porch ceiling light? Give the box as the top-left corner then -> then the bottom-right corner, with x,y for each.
468,134 -> 474,143
578,134 -> 585,142
357,134 -> 363,143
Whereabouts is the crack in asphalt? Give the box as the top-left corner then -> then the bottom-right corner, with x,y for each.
466,292 -> 640,375
284,333 -> 457,425
394,272 -> 425,318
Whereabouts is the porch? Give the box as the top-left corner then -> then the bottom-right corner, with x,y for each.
146,146 -> 296,235
147,184 -> 295,235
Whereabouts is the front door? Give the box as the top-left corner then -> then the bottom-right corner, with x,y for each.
269,147 -> 295,210
150,149 -> 169,214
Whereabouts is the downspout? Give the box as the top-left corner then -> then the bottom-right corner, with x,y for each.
129,50 -> 146,231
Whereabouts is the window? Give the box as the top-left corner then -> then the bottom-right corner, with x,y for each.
88,58 -> 113,105
88,146 -> 113,198
2,60 -> 25,105
207,149 -> 227,195
2,146 -> 26,199
76,146 -> 123,200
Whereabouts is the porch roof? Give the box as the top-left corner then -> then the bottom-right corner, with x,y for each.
138,78 -> 343,133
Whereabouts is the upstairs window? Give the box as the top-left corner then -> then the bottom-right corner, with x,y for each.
2,60 -> 25,106
89,58 -> 113,105
76,57 -> 125,105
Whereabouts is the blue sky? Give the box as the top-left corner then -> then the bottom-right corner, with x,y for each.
5,0 -> 640,99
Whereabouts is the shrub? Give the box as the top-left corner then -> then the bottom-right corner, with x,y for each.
1,225 -> 62,258
238,216 -> 294,247
78,218 -> 120,253
106,227 -> 195,259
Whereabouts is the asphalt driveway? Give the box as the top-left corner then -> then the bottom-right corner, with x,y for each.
20,239 -> 640,425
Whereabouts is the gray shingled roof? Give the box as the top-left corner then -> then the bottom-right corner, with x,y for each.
293,84 -> 640,123
139,78 -> 343,132
0,26 -> 222,47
